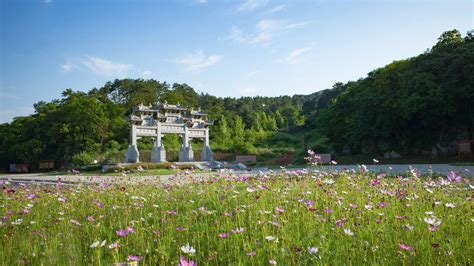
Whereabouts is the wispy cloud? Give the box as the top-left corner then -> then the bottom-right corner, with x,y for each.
238,87 -> 258,96
60,62 -> 73,72
172,50 -> 222,72
141,70 -> 153,77
42,0 -> 53,4
245,70 -> 259,78
82,56 -> 133,77
236,0 -> 268,12
229,19 -> 310,45
285,47 -> 312,64
263,4 -> 285,15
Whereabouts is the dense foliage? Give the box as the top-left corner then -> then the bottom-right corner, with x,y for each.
0,30 -> 473,169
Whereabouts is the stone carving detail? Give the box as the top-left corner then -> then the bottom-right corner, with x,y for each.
125,102 -> 214,163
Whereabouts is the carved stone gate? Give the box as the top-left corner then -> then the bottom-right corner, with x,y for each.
124,102 -> 213,163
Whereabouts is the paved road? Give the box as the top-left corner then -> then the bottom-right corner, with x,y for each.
1,164 -> 472,185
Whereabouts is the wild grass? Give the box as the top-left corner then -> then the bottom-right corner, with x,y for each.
1,169 -> 472,265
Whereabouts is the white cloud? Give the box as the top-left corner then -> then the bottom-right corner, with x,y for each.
238,87 -> 258,96
229,19 -> 310,45
285,47 -> 312,64
60,62 -> 73,72
142,70 -> 153,77
82,56 -> 133,77
43,0 -> 53,4
236,0 -> 268,12
263,4 -> 285,15
245,70 -> 259,78
172,50 -> 222,72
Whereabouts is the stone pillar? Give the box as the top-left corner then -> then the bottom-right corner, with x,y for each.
151,123 -> 166,162
125,124 -> 139,163
201,128 -> 214,161
179,126 -> 194,162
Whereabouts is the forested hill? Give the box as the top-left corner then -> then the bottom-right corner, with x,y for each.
1,29 -> 473,169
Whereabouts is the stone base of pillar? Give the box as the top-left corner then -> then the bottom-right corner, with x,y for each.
201,145 -> 214,161
151,145 -> 166,162
125,145 -> 139,163
179,146 -> 194,162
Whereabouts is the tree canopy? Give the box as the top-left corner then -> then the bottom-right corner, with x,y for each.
1,29 -> 472,169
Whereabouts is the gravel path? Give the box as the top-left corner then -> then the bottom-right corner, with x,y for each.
1,164 -> 472,185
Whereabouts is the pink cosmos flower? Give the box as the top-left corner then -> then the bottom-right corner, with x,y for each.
275,207 -> 284,213
324,209 -> 333,214
167,210 -> 177,215
179,256 -> 196,266
116,227 -> 135,237
87,216 -> 94,222
26,193 -> 38,199
399,243 -> 413,251
128,255 -> 143,261
335,219 -> 345,227
246,251 -> 257,256
116,228 -> 129,237
219,233 -> 229,238
447,171 -> 461,182
231,227 -> 245,234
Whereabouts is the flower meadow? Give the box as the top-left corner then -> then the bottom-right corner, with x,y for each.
1,169 -> 473,265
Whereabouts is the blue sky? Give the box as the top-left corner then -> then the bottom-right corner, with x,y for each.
0,0 -> 472,123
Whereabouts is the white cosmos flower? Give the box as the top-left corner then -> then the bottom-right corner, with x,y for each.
100,240 -> 107,247
308,247 -> 319,254
445,203 -> 455,208
246,187 -> 256,193
265,236 -> 276,241
181,243 -> 196,255
90,241 -> 100,248
424,217 -> 441,227
343,228 -> 354,236
323,179 -> 335,184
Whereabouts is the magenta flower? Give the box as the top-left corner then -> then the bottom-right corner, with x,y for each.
167,210 -> 177,215
95,202 -> 104,209
324,209 -> 333,214
335,219 -> 345,227
25,193 -> 38,199
399,243 -> 414,251
176,227 -> 186,231
116,228 -> 129,237
116,227 -> 135,237
179,256 -> 196,266
370,179 -> 380,186
447,171 -> 461,182
128,255 -> 143,261
429,226 -> 439,232
219,233 -> 229,238
377,202 -> 388,208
